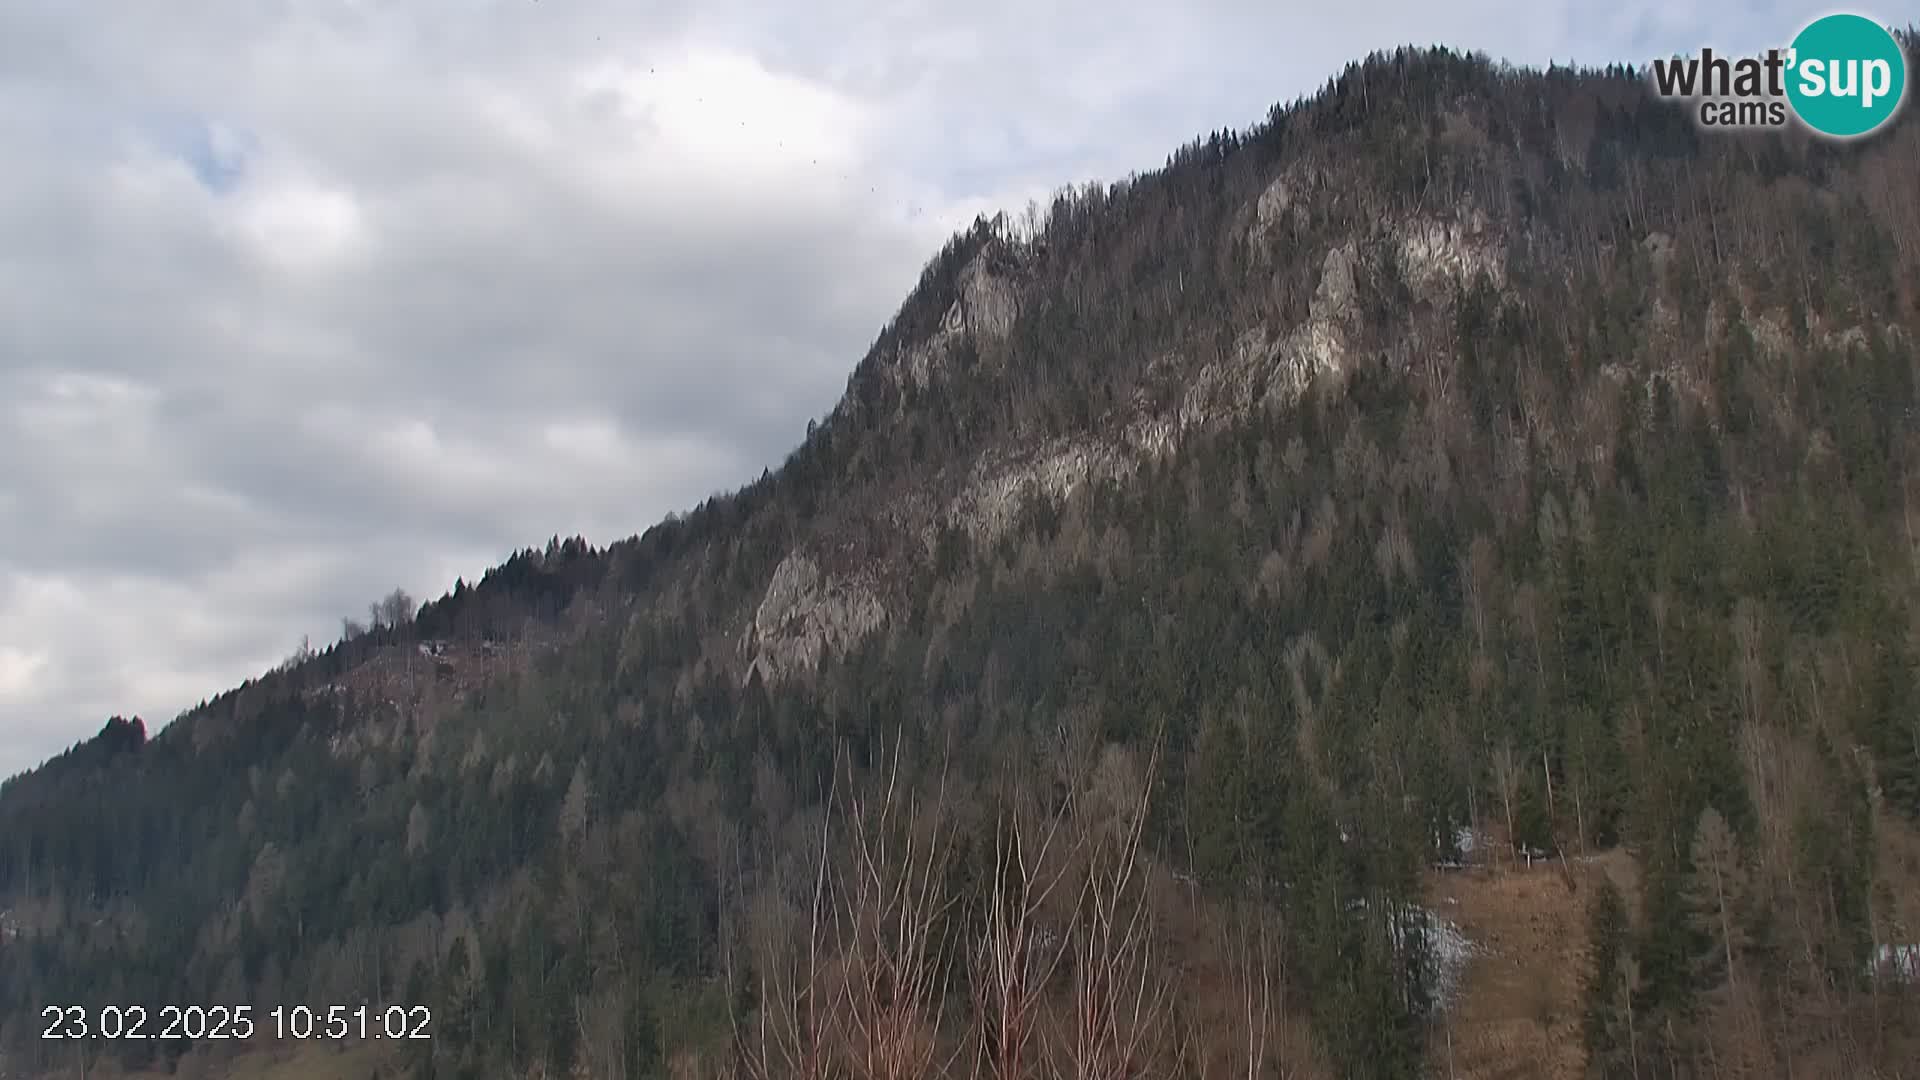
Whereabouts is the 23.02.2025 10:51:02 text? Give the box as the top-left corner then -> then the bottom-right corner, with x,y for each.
41,1003 -> 433,1041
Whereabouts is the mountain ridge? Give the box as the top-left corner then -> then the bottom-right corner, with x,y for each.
24,47 -> 1888,749
5,40 -> 1920,1079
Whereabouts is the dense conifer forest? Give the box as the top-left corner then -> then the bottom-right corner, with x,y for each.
3,40 -> 1919,1079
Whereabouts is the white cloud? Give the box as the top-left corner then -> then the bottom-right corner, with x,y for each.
232,179 -> 368,272
0,648 -> 48,706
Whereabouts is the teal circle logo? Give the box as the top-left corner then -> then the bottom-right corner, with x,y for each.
1786,14 -> 1907,138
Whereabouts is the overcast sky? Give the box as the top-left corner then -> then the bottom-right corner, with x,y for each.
0,0 -> 1848,775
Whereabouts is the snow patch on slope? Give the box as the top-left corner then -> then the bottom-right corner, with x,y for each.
1869,943 -> 1920,983
1392,906 -> 1478,1013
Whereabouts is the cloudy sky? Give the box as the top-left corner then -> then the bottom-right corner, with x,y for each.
0,0 -> 1845,774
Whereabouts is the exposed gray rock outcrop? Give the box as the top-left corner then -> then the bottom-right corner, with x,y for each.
896,249 -> 1021,391
1395,211 -> 1505,302
748,552 -> 885,682
948,439 -> 1129,547
1263,242 -> 1360,407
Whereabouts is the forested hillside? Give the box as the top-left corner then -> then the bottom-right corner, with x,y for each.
4,42 -> 1920,1079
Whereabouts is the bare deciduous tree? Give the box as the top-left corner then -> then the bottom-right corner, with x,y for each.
975,766 -> 1087,1080
1689,808 -> 1748,994
1214,898 -> 1289,1080
577,982 -> 631,1080
371,587 -> 416,630
728,728 -> 1211,1080
1490,738 -> 1520,864
730,798 -> 839,1080
732,739 -> 964,1080
833,741 -> 964,1080
1053,737 -> 1178,1080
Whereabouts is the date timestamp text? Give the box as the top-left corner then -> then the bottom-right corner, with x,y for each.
42,1004 -> 431,1041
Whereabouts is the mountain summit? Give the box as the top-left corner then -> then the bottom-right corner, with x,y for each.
5,43 -> 1920,1079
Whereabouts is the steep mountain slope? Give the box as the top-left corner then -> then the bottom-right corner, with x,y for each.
5,43 -> 1920,1079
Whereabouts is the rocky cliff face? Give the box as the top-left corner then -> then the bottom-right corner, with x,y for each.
893,249 -> 1023,393
746,550 -> 886,683
742,199 -> 1514,676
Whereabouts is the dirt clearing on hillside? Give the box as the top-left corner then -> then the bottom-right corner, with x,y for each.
1427,850 -> 1640,1080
